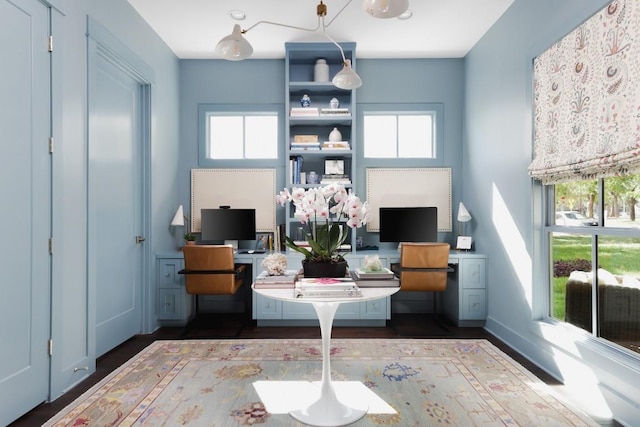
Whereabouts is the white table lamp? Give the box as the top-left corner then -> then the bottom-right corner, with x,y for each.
456,202 -> 472,250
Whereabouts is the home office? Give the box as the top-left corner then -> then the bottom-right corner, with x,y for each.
4,0 -> 639,425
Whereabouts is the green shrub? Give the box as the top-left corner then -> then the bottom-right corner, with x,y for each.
553,259 -> 591,277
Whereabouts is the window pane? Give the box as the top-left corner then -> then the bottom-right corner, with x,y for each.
554,180 -> 599,226
398,115 -> 433,158
245,115 -> 278,159
209,116 -> 243,159
551,232 -> 593,332
596,235 -> 640,354
363,115 -> 396,158
603,175 -> 640,230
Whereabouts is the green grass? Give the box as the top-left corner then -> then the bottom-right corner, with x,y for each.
551,234 -> 640,320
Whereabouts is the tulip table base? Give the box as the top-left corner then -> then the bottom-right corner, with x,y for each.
289,301 -> 367,426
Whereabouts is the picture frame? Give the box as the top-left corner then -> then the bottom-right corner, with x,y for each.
325,159 -> 344,175
255,232 -> 274,251
456,236 -> 473,251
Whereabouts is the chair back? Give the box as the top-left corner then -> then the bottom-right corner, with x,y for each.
182,245 -> 243,295
399,242 -> 450,292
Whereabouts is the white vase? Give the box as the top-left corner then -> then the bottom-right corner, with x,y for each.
329,127 -> 342,142
314,59 -> 329,82
330,97 -> 340,109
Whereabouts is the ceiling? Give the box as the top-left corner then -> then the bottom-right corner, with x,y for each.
127,0 -> 514,60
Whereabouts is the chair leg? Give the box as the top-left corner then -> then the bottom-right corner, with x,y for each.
432,292 -> 451,333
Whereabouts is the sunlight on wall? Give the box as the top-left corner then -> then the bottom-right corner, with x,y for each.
253,380 -> 396,415
492,183 -> 532,305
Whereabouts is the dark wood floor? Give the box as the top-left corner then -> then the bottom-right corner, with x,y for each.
9,313 -> 621,426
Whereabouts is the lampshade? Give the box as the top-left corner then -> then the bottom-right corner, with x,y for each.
171,205 -> 185,227
362,0 -> 410,19
457,202 -> 472,223
215,24 -> 253,61
332,60 -> 362,90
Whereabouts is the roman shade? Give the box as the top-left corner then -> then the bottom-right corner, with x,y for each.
529,1 -> 640,184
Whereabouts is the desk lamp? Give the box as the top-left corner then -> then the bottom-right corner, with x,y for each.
456,202 -> 472,250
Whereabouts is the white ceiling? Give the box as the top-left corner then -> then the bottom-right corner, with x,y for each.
127,0 -> 514,60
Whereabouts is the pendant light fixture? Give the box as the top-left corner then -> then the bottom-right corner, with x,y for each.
215,0 -> 410,89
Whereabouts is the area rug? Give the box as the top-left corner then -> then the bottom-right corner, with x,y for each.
44,339 -> 597,426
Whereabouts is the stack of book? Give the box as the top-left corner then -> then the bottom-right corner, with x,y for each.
320,174 -> 351,185
320,108 -> 350,116
289,156 -> 304,184
290,107 -> 319,117
254,269 -> 300,289
350,268 -> 399,288
322,141 -> 350,150
294,277 -> 362,298
291,141 -> 320,151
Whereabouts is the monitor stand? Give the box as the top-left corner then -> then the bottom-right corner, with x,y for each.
225,240 -> 238,250
397,242 -> 403,252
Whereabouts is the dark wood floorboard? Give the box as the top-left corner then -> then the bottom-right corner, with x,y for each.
9,313 -> 622,426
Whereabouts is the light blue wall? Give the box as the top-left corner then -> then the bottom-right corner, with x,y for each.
47,0 -> 179,400
178,57 -> 465,245
466,0 -> 640,423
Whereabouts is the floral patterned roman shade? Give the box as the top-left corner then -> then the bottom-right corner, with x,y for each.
529,0 -> 640,184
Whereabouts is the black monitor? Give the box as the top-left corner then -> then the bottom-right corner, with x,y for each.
200,208 -> 256,247
379,207 -> 438,243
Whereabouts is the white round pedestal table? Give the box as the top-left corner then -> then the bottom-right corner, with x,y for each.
252,285 -> 400,427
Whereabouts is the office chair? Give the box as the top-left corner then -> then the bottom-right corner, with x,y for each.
391,242 -> 453,335
179,245 -> 247,335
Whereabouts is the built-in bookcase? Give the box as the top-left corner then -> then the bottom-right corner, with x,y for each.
284,42 -> 357,251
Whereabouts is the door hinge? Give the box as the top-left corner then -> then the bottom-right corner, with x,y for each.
49,238 -> 53,255
48,35 -> 53,52
49,137 -> 54,154
48,339 -> 53,356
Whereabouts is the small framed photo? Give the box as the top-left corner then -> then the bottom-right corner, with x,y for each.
325,159 -> 344,175
255,232 -> 274,251
456,236 -> 473,251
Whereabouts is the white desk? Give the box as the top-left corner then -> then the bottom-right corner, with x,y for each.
252,285 -> 400,427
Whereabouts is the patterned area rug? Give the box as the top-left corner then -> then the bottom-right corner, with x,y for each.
45,339 -> 597,426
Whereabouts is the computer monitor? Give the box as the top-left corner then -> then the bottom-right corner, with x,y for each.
200,208 -> 256,249
379,207 -> 438,245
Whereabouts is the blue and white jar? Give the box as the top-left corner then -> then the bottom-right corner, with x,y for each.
300,94 -> 311,107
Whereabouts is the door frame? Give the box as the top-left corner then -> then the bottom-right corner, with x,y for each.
49,16 -> 153,399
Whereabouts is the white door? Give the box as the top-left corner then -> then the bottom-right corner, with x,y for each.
0,0 -> 51,424
88,46 -> 144,357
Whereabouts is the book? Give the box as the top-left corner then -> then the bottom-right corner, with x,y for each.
294,278 -> 362,298
254,270 -> 300,288
293,135 -> 319,143
353,267 -> 395,279
290,107 -> 319,116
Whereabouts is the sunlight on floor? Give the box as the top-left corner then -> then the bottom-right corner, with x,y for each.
252,380 -> 397,415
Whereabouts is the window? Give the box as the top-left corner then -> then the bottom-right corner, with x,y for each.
548,175 -> 640,355
198,104 -> 283,166
207,113 -> 277,159
362,111 -> 436,159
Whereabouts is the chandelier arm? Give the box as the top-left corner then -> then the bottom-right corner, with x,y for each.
322,0 -> 355,29
322,27 -> 347,63
243,17 -> 322,34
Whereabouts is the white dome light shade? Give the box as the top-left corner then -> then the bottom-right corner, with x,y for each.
362,0 -> 410,19
332,60 -> 362,90
215,24 -> 253,60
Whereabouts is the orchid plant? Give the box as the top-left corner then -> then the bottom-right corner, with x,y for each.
276,184 -> 369,263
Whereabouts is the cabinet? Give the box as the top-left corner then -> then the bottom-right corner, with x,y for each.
285,42 -> 358,251
443,254 -> 487,326
156,256 -> 192,326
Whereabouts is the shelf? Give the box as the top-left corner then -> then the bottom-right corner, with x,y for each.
289,116 -> 352,125
289,82 -> 348,95
289,149 -> 352,157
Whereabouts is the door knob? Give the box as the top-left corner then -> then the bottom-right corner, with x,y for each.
136,236 -> 146,244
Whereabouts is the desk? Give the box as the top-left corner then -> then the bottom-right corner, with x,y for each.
155,250 -> 486,327
253,285 -> 400,426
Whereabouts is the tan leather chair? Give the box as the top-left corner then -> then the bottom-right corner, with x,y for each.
392,242 -> 452,332
179,245 -> 246,314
